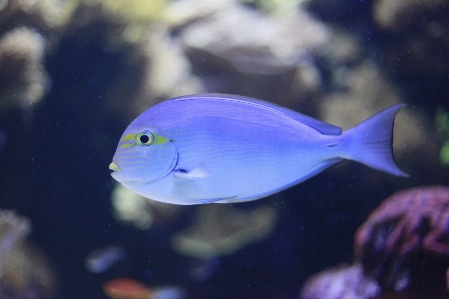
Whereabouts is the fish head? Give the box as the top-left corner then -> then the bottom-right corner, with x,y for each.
110,127 -> 178,185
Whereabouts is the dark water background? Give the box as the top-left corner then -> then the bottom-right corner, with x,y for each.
0,0 -> 448,298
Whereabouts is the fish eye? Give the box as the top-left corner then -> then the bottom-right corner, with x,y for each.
136,132 -> 154,146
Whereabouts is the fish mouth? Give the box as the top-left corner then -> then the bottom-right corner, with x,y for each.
109,162 -> 125,182
109,162 -> 122,173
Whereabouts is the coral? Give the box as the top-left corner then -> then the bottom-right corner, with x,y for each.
111,184 -> 183,230
100,21 -> 204,123
319,60 -> 403,130
373,0 -> 449,75
179,3 -> 330,75
89,0 -> 167,22
0,0 -> 198,117
240,0 -> 310,16
0,0 -> 75,112
167,0 -> 333,110
300,263 -> 380,299
163,0 -> 234,27
171,204 -> 276,260
132,26 -> 204,117
436,106 -> 449,166
0,210 -> 55,298
354,186 -> 449,298
317,28 -> 362,67
373,0 -> 448,31
76,0 -> 169,46
0,0 -> 72,32
0,27 -> 49,111
0,209 -> 31,261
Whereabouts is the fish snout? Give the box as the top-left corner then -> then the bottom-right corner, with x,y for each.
109,162 -> 122,173
109,162 -> 124,182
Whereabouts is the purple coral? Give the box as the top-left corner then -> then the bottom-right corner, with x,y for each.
300,263 -> 380,299
355,186 -> 449,298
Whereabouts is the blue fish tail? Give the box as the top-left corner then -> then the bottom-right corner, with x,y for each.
343,104 -> 408,177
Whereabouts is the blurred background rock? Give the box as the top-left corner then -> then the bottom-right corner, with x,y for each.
0,210 -> 55,299
0,0 -> 447,298
301,186 -> 449,299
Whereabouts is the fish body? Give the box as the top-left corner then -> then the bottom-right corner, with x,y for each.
103,278 -> 186,299
110,94 -> 407,205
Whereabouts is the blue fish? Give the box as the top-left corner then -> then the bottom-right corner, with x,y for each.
110,94 -> 407,205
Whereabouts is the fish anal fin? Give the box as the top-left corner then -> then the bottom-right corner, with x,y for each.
195,196 -> 239,204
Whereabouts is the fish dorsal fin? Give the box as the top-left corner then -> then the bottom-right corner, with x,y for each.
171,94 -> 342,135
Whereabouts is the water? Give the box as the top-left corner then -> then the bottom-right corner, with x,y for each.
0,0 -> 448,298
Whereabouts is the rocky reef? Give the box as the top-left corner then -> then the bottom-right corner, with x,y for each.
373,0 -> 449,76
0,210 -> 55,299
0,0 -> 73,112
301,186 -> 449,299
355,186 -> 449,298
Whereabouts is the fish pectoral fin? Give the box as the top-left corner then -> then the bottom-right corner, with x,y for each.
174,166 -> 208,179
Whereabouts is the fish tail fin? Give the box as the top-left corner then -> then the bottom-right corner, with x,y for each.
342,104 -> 408,177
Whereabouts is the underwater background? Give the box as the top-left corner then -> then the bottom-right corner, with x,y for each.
0,0 -> 448,298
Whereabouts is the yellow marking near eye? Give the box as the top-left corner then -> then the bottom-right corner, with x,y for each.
119,133 -> 137,148
120,143 -> 135,149
153,133 -> 170,145
121,133 -> 137,142
119,132 -> 170,148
